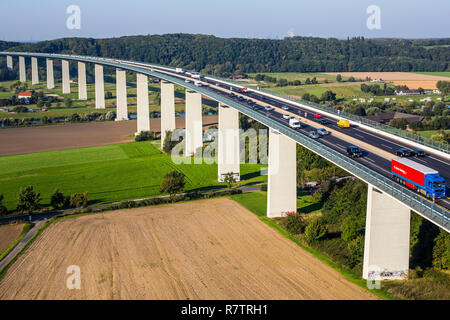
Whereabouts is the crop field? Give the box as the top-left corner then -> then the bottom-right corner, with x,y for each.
0,142 -> 265,210
269,82 -> 369,99
0,198 -> 376,299
413,72 -> 450,78
0,223 -> 23,254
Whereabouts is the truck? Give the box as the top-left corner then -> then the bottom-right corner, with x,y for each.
337,119 -> 350,128
391,158 -> 446,199
175,68 -> 184,73
289,118 -> 301,129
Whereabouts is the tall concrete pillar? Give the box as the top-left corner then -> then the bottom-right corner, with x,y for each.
61,60 -> 70,94
77,62 -> 87,100
46,59 -> 55,89
267,129 -> 297,217
160,81 -> 176,147
94,64 -> 105,109
19,56 -> 26,82
185,90 -> 203,156
115,69 -> 128,121
31,57 -> 39,85
362,185 -> 410,280
136,73 -> 150,133
218,103 -> 240,182
6,55 -> 13,70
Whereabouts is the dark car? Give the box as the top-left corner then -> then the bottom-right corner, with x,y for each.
411,149 -> 425,157
252,104 -> 262,110
317,118 -> 330,125
396,148 -> 412,157
347,146 -> 363,158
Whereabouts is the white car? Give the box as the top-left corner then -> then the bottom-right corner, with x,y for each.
317,128 -> 330,136
308,130 -> 320,139
282,114 -> 291,119
264,106 -> 274,111
281,105 -> 290,110
184,79 -> 191,83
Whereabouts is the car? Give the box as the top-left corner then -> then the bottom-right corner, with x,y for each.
347,146 -> 363,158
246,99 -> 253,104
317,128 -> 330,136
238,96 -> 245,101
282,114 -> 291,119
317,118 -> 330,125
308,130 -> 320,139
184,79 -> 191,83
281,105 -> 290,110
337,119 -> 350,128
215,83 -> 220,86
228,92 -> 235,97
411,149 -> 425,157
252,105 -> 262,110
396,148 -> 412,157
264,106 -> 274,111
314,113 -> 322,119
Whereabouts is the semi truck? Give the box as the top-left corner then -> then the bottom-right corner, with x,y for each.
391,158 -> 446,199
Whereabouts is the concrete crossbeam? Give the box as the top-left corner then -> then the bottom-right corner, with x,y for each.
218,103 -> 240,182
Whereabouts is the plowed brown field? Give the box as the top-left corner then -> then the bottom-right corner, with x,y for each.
0,199 -> 376,300
0,223 -> 23,254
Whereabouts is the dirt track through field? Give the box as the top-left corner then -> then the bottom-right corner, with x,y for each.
0,223 -> 23,254
0,116 -> 218,156
0,198 -> 376,300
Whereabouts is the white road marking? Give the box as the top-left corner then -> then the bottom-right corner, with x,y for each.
381,144 -> 393,149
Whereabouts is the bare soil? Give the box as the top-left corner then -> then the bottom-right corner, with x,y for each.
0,198 -> 376,300
0,223 -> 23,254
324,72 -> 449,81
0,116 -> 218,156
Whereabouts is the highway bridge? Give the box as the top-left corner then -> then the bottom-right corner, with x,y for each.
1,52 -> 449,280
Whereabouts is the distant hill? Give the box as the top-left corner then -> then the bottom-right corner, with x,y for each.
1,34 -> 449,77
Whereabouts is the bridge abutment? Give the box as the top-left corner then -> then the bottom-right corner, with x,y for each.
19,56 -> 26,82
61,60 -> 70,94
77,62 -> 87,100
94,64 -> 105,109
218,103 -> 240,182
267,129 -> 297,217
363,184 -> 410,280
46,58 -> 54,89
185,90 -> 203,157
136,73 -> 150,133
160,81 -> 176,147
31,57 -> 39,85
115,69 -> 128,121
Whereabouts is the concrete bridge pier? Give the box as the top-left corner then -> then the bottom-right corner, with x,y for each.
185,90 -> 203,157
115,69 -> 128,121
160,81 -> 176,147
46,58 -> 54,89
218,103 -> 240,182
136,73 -> 150,134
6,55 -> 13,70
61,60 -> 70,94
267,129 -> 297,217
19,56 -> 26,82
363,184 -> 411,280
31,57 -> 39,85
77,62 -> 87,100
94,64 -> 105,109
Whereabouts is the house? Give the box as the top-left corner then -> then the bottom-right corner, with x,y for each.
18,92 -> 32,99
365,112 -> 424,124
229,74 -> 244,80
395,90 -> 420,96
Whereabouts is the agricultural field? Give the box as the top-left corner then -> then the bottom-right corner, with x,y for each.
0,223 -> 24,254
0,198 -> 376,299
0,142 -> 265,210
416,129 -> 450,139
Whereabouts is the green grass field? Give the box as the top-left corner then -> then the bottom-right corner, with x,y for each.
412,72 -> 450,78
416,129 -> 450,139
0,142 -> 265,210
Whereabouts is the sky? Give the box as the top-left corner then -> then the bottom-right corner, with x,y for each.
0,0 -> 449,42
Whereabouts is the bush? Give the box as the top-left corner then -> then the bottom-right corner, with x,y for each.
260,183 -> 267,191
69,192 -> 89,208
347,235 -> 364,268
432,229 -> 450,269
105,111 -> 116,121
17,186 -> 41,214
304,218 -> 327,244
50,189 -> 65,208
282,212 -> 306,235
341,216 -> 363,242
135,130 -> 156,142
159,170 -> 185,197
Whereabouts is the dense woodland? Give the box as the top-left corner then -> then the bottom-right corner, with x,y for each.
0,34 -> 449,78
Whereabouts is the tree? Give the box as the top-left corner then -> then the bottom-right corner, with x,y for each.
336,74 -> 342,82
50,189 -> 65,208
162,130 -> 181,154
0,194 -> 7,216
159,170 -> 185,197
105,111 -> 116,121
223,172 -> 235,189
432,229 -> 450,269
17,186 -> 41,214
389,118 -> 408,130
304,218 -> 327,244
69,192 -> 89,208
282,212 -> 305,235
321,90 -> 336,101
135,130 -> 156,141
436,80 -> 449,96
105,91 -> 113,99
341,216 -> 363,242
64,97 -> 73,108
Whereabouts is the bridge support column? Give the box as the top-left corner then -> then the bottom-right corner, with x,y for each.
94,64 -> 105,109
185,90 -> 202,157
77,62 -> 87,100
31,57 -> 39,85
218,103 -> 240,182
115,69 -> 128,121
267,129 -> 297,217
362,184 -> 410,280
136,73 -> 150,133
6,55 -> 13,70
160,81 -> 176,147
19,56 -> 26,82
61,60 -> 70,94
46,58 -> 54,89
